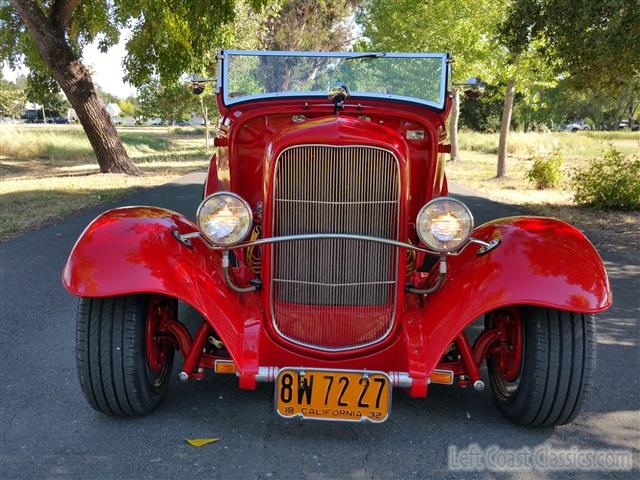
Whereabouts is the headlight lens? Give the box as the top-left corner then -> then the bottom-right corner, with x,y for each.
197,192 -> 253,246
416,197 -> 473,252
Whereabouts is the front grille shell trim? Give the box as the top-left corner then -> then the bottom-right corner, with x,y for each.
269,144 -> 401,352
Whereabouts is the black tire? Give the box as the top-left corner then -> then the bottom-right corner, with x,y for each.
76,295 -> 174,416
487,307 -> 596,427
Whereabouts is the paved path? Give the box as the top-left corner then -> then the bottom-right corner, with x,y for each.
1,172 -> 638,479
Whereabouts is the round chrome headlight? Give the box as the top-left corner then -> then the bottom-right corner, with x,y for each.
197,192 -> 253,246
416,197 -> 474,252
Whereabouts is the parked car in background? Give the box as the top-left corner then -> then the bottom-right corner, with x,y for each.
64,50 -> 611,427
53,117 -> 70,124
175,120 -> 190,126
113,116 -> 136,126
25,117 -> 54,124
618,120 -> 639,131
558,120 -> 591,132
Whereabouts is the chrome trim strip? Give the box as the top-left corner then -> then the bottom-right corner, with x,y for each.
222,50 -> 447,58
256,366 -> 413,388
275,198 -> 396,205
180,230 -> 494,257
273,279 -> 396,287
220,50 -> 448,109
269,144 -> 400,352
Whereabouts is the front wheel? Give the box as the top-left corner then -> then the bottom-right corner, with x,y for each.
75,295 -> 175,416
487,307 -> 596,427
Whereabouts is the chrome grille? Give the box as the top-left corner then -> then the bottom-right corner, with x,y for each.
271,145 -> 400,351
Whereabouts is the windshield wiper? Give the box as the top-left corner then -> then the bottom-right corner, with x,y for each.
344,53 -> 387,61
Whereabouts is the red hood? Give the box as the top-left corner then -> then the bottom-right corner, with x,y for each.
268,115 -> 408,155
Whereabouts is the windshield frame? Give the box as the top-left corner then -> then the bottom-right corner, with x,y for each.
218,50 -> 450,111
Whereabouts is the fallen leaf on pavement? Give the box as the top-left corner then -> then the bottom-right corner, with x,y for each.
186,438 -> 219,447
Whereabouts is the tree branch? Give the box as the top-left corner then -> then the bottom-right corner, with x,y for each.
12,0 -> 51,41
50,0 -> 83,29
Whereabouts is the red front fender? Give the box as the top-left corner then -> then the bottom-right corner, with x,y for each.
417,216 -> 611,375
62,207 -> 258,375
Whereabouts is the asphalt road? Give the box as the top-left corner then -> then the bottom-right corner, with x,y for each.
1,172 -> 638,480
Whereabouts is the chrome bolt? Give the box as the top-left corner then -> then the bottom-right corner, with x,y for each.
178,371 -> 189,382
473,380 -> 485,391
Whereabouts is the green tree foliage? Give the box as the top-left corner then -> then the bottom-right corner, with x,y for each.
116,98 -> 136,118
243,0 -> 360,92
358,0 -> 504,82
259,0 -> 358,51
24,70 -> 69,117
502,0 -> 640,128
0,75 -> 26,118
502,0 -> 639,91
137,82 -> 200,122
121,1 -> 269,86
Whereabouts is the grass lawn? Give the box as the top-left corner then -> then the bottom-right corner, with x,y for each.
0,125 -> 210,240
448,130 -> 640,250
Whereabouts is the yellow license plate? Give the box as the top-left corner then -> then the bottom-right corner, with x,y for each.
275,368 -> 391,423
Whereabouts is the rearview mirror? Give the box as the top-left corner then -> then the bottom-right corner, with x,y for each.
191,82 -> 206,95
188,74 -> 214,95
456,77 -> 486,98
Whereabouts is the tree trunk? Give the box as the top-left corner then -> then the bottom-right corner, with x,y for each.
449,89 -> 460,162
12,0 -> 140,175
629,102 -> 637,129
497,78 -> 516,178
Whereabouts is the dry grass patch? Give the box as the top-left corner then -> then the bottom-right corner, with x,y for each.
448,130 -> 640,252
457,130 -> 640,162
1,125 -> 209,239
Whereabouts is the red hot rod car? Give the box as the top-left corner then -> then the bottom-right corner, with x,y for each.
63,50 -> 611,425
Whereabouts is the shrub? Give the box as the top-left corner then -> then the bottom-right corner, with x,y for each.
571,147 -> 640,210
525,148 -> 564,189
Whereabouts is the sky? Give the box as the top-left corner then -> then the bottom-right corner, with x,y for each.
2,29 -> 137,99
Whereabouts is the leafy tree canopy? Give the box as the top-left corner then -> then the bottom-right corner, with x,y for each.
501,0 -> 640,92
357,0 -> 506,83
0,0 -> 269,91
0,74 -> 26,118
136,81 -> 200,122
358,0 -> 557,95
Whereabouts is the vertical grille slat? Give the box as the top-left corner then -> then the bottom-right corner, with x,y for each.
271,145 -> 400,351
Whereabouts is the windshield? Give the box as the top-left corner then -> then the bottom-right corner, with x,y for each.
221,51 -> 449,110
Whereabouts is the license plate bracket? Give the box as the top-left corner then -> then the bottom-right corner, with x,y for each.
275,368 -> 391,423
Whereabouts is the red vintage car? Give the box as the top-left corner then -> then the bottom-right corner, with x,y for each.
63,50 -> 611,426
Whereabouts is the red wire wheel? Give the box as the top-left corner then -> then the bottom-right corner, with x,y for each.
76,294 -> 177,416
145,297 -> 177,387
488,308 -> 524,384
